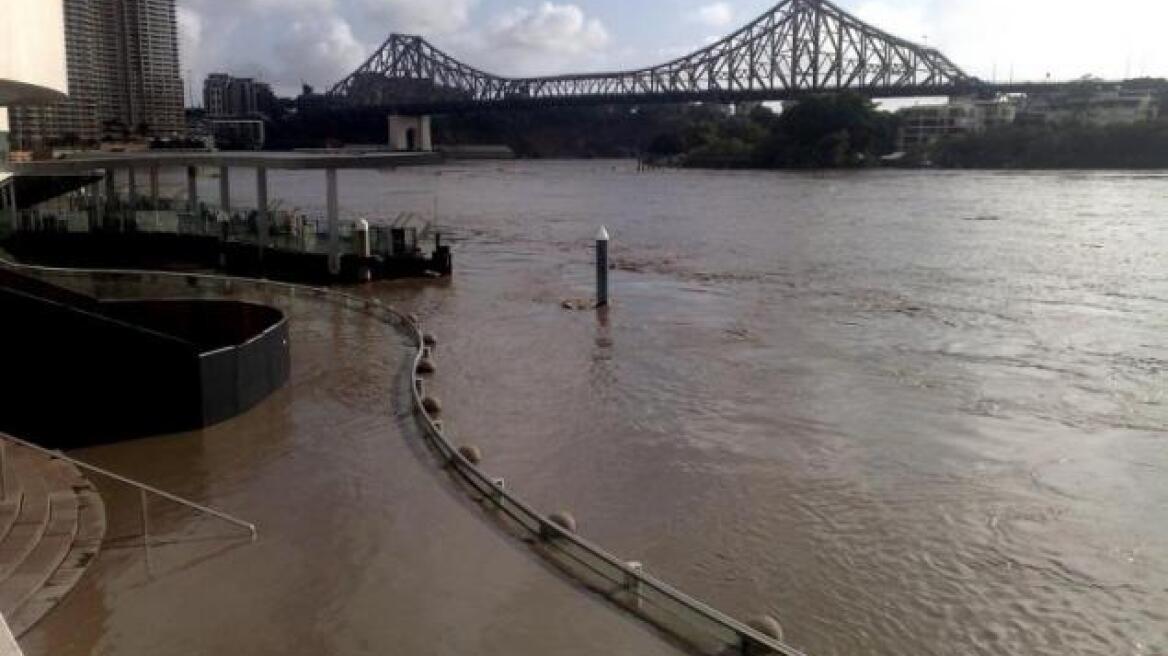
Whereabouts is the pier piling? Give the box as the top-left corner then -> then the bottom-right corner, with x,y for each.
596,226 -> 610,308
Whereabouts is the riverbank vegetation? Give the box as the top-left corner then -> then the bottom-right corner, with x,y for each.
430,93 -> 899,168
669,95 -> 899,168
928,121 -> 1168,169
272,90 -> 1168,170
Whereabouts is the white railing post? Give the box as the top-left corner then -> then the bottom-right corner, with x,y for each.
0,440 -> 6,501
626,561 -> 644,610
140,488 -> 150,553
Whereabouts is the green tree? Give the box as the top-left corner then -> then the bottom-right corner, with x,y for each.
754,94 -> 897,168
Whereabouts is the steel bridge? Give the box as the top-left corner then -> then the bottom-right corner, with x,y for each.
327,0 -> 988,113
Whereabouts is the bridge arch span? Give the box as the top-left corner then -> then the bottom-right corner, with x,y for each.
328,0 -> 975,113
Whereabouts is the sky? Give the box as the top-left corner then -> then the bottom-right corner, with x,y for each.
176,0 -> 1168,100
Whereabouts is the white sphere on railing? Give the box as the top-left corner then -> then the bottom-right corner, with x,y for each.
546,511 -> 577,535
745,615 -> 785,653
457,445 -> 482,464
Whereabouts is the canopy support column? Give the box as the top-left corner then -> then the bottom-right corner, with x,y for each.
326,168 -> 340,276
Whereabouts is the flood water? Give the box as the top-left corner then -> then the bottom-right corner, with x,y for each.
31,163 -> 1168,655
348,162 -> 1167,656
20,276 -> 680,656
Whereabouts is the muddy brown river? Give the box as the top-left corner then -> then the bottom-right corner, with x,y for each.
26,163 -> 1168,655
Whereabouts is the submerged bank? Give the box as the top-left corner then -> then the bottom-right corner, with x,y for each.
10,268 -> 683,656
364,162 -> 1168,656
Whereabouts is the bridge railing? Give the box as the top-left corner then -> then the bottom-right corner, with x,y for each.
8,205 -> 436,261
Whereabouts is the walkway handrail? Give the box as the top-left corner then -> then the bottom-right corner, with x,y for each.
0,432 -> 257,541
0,254 -> 805,656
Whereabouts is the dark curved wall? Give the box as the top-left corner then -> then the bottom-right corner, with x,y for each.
0,269 -> 290,448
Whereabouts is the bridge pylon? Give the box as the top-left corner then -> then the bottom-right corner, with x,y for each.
388,115 -> 432,152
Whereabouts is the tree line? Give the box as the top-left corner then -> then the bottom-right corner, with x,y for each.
270,89 -> 1168,170
929,121 -> 1168,169
428,94 -> 900,168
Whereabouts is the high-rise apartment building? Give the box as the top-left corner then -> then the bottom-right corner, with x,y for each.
10,0 -> 184,149
203,74 -> 231,116
227,78 -> 259,117
110,0 -> 184,135
204,74 -> 273,117
8,0 -> 101,147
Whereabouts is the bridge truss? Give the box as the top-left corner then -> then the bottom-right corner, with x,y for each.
328,0 -> 975,112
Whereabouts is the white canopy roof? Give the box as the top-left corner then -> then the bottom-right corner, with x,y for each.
0,0 -> 67,106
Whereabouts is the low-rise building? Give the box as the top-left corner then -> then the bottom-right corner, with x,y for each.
1019,85 -> 1159,126
210,119 -> 265,150
227,78 -> 259,116
203,73 -> 230,116
204,74 -> 274,118
897,97 -> 1018,151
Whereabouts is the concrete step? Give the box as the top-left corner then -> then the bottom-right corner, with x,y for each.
0,455 -> 52,584
7,481 -> 104,637
0,444 -> 23,544
0,460 -> 83,617
0,493 -> 23,549
0,443 -> 107,638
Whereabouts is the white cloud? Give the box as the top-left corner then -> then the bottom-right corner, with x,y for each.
275,17 -> 367,88
851,2 -> 928,45
177,0 -> 624,94
178,0 -> 364,95
852,0 -> 1168,82
175,0 -> 1168,101
358,0 -> 479,36
689,2 -> 734,28
176,6 -> 203,63
487,2 -> 609,57
431,1 -> 615,75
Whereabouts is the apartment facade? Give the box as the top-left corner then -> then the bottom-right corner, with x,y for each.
112,0 -> 185,135
9,0 -> 184,149
204,74 -> 275,117
1019,86 -> 1160,127
203,74 -> 230,116
897,97 -> 1019,152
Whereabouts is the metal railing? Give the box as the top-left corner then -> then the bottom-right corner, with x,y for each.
395,315 -> 806,656
0,433 -> 257,545
0,255 -> 805,656
13,203 -> 432,261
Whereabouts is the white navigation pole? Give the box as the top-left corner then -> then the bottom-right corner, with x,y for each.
596,226 -> 610,308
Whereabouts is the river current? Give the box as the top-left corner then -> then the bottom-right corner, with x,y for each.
149,163 -> 1168,654
372,162 -> 1168,656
